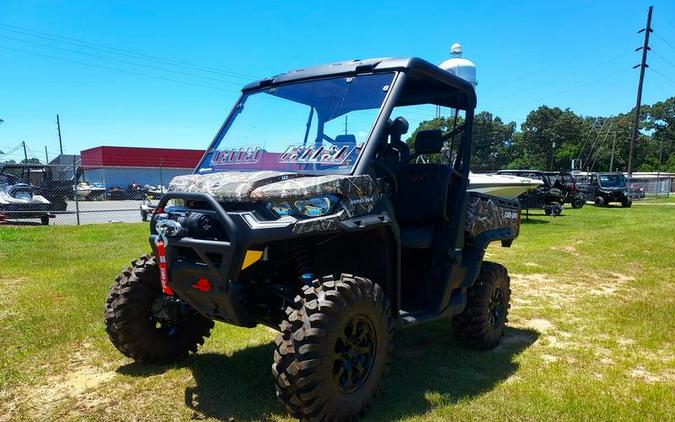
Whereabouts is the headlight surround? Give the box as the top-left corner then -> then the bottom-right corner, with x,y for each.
267,194 -> 339,218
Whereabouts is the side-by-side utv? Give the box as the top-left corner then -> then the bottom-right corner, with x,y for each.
105,57 -> 521,421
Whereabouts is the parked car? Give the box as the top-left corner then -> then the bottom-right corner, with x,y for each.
629,183 -> 645,199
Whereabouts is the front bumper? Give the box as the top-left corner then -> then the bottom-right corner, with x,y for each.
149,191 -> 390,325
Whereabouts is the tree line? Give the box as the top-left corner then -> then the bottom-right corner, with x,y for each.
408,96 -> 675,173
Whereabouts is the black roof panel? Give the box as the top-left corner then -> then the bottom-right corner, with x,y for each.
242,57 -> 476,109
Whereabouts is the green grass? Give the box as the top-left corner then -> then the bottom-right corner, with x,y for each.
1,200 -> 674,421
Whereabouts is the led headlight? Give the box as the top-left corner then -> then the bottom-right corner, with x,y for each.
268,201 -> 293,216
294,195 -> 336,217
266,195 -> 338,218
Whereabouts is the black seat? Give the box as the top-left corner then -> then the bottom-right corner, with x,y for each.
392,163 -> 449,249
389,128 -> 449,249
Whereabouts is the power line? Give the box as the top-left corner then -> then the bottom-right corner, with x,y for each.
489,67 -> 632,116
651,50 -> 675,69
0,34 -> 247,86
653,32 -> 675,51
651,67 -> 675,84
0,24 -> 261,81
0,45 -> 242,94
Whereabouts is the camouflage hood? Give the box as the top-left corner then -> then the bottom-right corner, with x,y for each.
169,171 -> 380,204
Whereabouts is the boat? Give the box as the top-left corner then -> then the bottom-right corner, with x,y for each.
468,172 -> 543,199
0,164 -> 70,224
75,182 -> 92,199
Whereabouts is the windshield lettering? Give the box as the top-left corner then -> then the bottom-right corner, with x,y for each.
278,144 -> 359,164
212,146 -> 264,166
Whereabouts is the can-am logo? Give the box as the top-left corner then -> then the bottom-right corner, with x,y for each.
278,144 -> 356,164
211,147 -> 263,166
503,210 -> 518,220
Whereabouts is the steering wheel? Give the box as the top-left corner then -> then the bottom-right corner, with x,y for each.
372,160 -> 398,196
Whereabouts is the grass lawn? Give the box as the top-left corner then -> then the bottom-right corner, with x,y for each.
1,199 -> 674,421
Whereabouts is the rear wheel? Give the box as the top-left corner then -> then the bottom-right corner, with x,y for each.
544,203 -> 562,216
104,255 -> 213,363
594,196 -> 605,207
453,262 -> 511,350
273,274 -> 393,422
622,197 -> 632,208
571,195 -> 585,209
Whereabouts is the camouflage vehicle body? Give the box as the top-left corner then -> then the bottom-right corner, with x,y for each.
106,57 -> 521,422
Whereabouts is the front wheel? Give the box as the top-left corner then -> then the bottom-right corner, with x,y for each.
453,262 -> 511,350
595,196 -> 606,207
622,198 -> 632,208
104,255 -> 213,363
273,274 -> 393,422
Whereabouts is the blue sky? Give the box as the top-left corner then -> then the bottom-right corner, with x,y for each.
1,0 -> 674,161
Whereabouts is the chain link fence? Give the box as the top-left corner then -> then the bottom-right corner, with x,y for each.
626,175 -> 672,199
0,163 -> 195,225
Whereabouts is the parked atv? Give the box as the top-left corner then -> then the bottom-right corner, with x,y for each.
545,171 -> 585,208
497,170 -> 565,216
104,58 -> 521,421
578,172 -> 632,207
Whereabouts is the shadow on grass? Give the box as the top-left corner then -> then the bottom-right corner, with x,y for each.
521,216 -> 551,224
117,324 -> 538,421
0,220 -> 42,226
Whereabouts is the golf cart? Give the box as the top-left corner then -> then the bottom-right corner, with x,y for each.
497,169 -> 566,216
578,172 -> 632,207
0,164 -> 71,225
104,57 -> 521,421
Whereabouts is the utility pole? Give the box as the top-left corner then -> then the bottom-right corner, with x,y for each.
628,5 -> 653,177
22,141 -> 28,163
56,114 -> 64,156
609,132 -> 617,172
45,146 -> 49,164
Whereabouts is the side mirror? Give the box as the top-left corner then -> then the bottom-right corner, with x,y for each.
414,129 -> 444,154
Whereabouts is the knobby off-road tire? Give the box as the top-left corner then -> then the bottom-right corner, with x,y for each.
571,195 -> 585,209
273,274 -> 394,422
452,262 -> 511,350
104,255 -> 214,363
595,196 -> 606,207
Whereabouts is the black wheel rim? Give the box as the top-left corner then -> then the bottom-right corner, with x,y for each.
151,296 -> 188,337
488,287 -> 504,329
332,315 -> 377,394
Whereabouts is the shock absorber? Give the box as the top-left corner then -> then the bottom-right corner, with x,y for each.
290,240 -> 314,286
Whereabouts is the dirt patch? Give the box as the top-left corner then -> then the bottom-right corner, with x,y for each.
629,366 -> 662,383
587,272 -> 635,296
524,318 -> 555,332
550,245 -> 580,256
541,353 -> 559,363
0,277 -> 24,320
2,346 -> 117,420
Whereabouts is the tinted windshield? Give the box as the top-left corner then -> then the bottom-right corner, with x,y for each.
197,73 -> 395,175
599,174 -> 626,187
